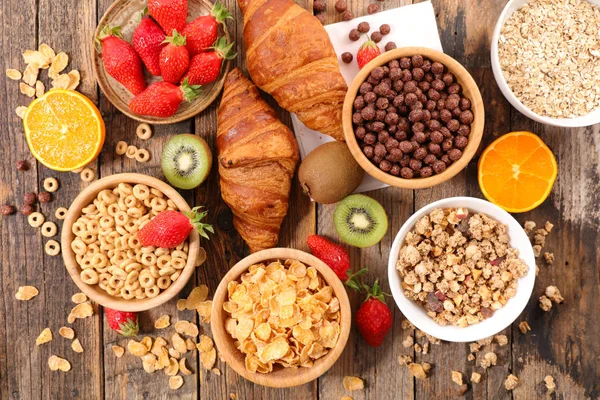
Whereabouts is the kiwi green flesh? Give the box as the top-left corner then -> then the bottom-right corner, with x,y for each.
334,194 -> 388,248
162,134 -> 212,190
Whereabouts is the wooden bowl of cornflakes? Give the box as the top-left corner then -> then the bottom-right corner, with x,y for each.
211,248 -> 351,388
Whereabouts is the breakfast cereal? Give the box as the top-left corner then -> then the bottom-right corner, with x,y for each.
15,285 -> 39,301
396,207 -> 528,327
55,207 -> 68,220
179,358 -> 192,375
112,345 -> 125,358
169,375 -> 183,390
471,372 -> 482,384
504,374 -> 519,391
126,145 -> 138,159
137,123 -> 152,140
343,376 -> 364,391
71,292 -> 87,304
45,240 -> 61,256
155,315 -> 171,329
59,327 -> 75,339
135,149 -> 151,163
43,177 -> 59,192
28,212 -> 45,227
71,339 -> 84,353
80,168 -> 95,182
48,355 -> 71,372
36,328 -> 53,345
41,221 -> 57,237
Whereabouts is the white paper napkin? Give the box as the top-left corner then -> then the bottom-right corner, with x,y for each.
292,1 -> 443,193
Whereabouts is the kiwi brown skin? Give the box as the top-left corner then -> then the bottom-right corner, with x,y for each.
298,141 -> 365,204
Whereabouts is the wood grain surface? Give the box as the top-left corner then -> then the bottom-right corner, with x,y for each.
0,0 -> 598,399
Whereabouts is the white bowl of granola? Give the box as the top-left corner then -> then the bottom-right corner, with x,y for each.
387,197 -> 536,342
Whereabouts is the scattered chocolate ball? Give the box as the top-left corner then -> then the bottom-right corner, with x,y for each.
371,31 -> 383,43
38,191 -> 52,204
341,52 -> 353,64
341,10 -> 354,21
20,204 -> 34,216
349,29 -> 361,41
16,160 -> 29,171
367,4 -> 380,14
379,24 -> 391,35
1,205 -> 15,215
385,42 -> 397,52
315,13 -> 326,25
334,0 -> 347,13
23,192 -> 36,205
313,0 -> 326,12
357,21 -> 370,33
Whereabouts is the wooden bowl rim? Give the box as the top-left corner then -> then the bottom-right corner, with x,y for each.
60,173 -> 200,312
92,0 -> 231,125
342,47 -> 485,189
210,248 -> 352,388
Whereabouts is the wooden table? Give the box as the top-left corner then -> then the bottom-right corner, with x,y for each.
1,0 -> 598,399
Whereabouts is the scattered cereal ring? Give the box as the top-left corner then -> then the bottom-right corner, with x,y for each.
43,177 -> 59,192
80,168 -> 95,182
115,141 -> 128,155
136,123 -> 152,140
45,240 -> 61,256
125,145 -> 137,159
41,221 -> 58,237
55,207 -> 68,220
135,149 -> 150,163
28,212 -> 45,227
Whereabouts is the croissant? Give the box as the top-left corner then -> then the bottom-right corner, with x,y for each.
217,68 -> 299,253
237,0 -> 347,141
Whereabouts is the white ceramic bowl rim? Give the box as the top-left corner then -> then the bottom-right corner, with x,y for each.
387,196 -> 536,342
490,0 -> 600,128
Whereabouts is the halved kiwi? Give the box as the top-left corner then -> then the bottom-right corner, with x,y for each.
334,194 -> 388,248
161,134 -> 212,190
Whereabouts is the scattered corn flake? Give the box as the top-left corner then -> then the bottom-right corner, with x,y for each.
35,80 -> 45,98
71,339 -> 84,353
197,300 -> 212,323
48,355 -> 71,372
471,372 -> 482,383
52,74 -> 71,89
141,353 -> 157,373
141,336 -> 153,351
172,333 -> 187,354
186,285 -> 209,310
175,320 -> 199,337
23,50 -> 49,68
176,299 -> 187,311
38,44 -> 55,63
211,368 -> 221,375
154,314 -> 171,329
51,52 -> 69,74
36,328 -> 53,345
67,70 -> 80,90
6,69 -> 22,80
196,335 -> 214,353
408,363 -> 429,379
20,82 -> 35,97
15,106 -> 27,119
127,339 -> 149,357
23,63 -> 39,86
58,327 -> 75,340
185,338 -> 195,351
343,376 -> 364,391
200,348 -> 216,370
112,345 -> 125,358
179,358 -> 193,375
169,375 -> 184,390
169,347 -> 181,359
71,293 -> 87,304
15,285 -> 39,300
67,313 -> 76,324
165,357 -> 179,376
69,302 -> 94,321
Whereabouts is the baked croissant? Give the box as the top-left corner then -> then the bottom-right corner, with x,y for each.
217,68 -> 299,253
237,0 -> 347,141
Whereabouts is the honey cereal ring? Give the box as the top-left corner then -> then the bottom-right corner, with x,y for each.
149,188 -> 164,198
132,184 -> 150,200
139,272 -> 155,289
159,266 -> 176,276
80,268 -> 99,284
157,276 -> 171,290
127,236 -> 141,249
171,250 -> 187,260
55,207 -> 68,220
149,265 -> 161,279
114,211 -> 129,226
124,219 -> 138,234
136,123 -> 152,140
99,189 -> 118,204
28,212 -> 45,228
157,255 -> 172,268
145,285 -> 160,298
115,141 -> 128,155
106,203 -> 119,216
118,183 -> 133,195
170,270 -> 181,281
80,168 -> 95,182
109,276 -> 125,289
81,232 -> 97,245
106,286 -> 120,297
90,253 -> 108,268
82,204 -> 98,215
140,253 -> 157,267
86,219 -> 100,232
127,207 -> 144,218
171,257 -> 186,270
125,280 -> 141,291
120,287 -> 135,300
45,240 -> 61,256
150,197 -> 167,212
41,221 -> 58,237
134,288 -> 146,299
125,145 -> 137,159
43,177 -> 59,192
99,216 -> 115,229
135,149 -> 150,163
124,262 -> 142,273
126,270 -> 139,284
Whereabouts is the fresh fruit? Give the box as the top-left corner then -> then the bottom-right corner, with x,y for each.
478,131 -> 558,213
182,2 -> 232,55
357,38 -> 381,69
105,308 -> 139,337
24,89 -> 105,171
299,141 -> 365,204
148,0 -> 188,36
162,134 -> 212,189
334,194 -> 388,248
138,206 -> 214,248
355,281 -> 392,347
96,25 -> 146,95
159,30 -> 190,84
129,79 -> 201,118
182,37 -> 235,85
307,235 -> 351,281
132,9 -> 166,76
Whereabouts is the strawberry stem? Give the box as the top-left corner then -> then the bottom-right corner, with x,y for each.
211,2 -> 233,23
213,37 -> 237,60
344,268 -> 368,293
363,280 -> 390,303
180,78 -> 202,102
95,25 -> 123,52
184,206 -> 215,240
163,30 -> 187,46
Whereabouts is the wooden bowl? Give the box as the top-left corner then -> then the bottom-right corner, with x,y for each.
61,173 -> 202,312
342,47 -> 485,189
92,0 -> 231,125
210,248 -> 351,388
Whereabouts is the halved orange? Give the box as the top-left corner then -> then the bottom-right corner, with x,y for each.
24,89 -> 105,171
478,131 -> 557,213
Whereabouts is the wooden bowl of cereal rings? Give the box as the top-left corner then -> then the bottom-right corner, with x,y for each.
61,173 -> 206,312
211,248 -> 351,388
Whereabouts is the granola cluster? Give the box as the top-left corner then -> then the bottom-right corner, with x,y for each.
396,208 -> 528,327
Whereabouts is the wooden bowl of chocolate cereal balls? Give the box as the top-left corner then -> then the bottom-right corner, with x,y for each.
342,47 -> 484,189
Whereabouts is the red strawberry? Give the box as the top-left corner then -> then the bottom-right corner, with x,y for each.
182,37 -> 235,85
138,206 -> 214,248
148,0 -> 188,36
357,38 -> 381,69
307,235 -> 351,281
159,30 -> 190,83
105,308 -> 139,337
129,79 -> 201,118
355,281 -> 392,347
132,9 -> 166,76
96,26 -> 146,95
182,2 -> 232,55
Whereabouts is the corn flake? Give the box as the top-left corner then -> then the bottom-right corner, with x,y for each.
23,63 -> 39,86
141,336 -> 153,351
15,285 -> 39,300
165,357 -> 179,376
69,302 -> 94,321
179,358 -> 192,375
20,83 -> 35,97
59,327 -> 75,339
38,44 -> 55,64
48,355 -> 71,372
200,348 -> 216,370
169,375 -> 183,390
343,376 -> 364,391
175,320 -> 199,337
67,70 -> 80,90
186,285 -> 209,310
71,339 -> 84,353
71,293 -> 87,304
196,335 -> 214,353
169,347 -> 181,359
197,300 -> 212,323
51,52 -> 69,75
212,368 -> 221,375
6,69 -> 22,80
112,345 -> 125,358
127,339 -> 149,357
15,106 -> 27,119
23,50 -> 49,68
154,315 -> 170,329
36,328 -> 53,345
172,333 -> 187,354
52,74 -> 71,89
35,80 -> 45,98
176,299 -> 187,311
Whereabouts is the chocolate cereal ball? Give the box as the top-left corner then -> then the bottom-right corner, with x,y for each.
357,21 -> 370,33
367,4 -> 380,14
379,24 -> 391,35
335,0 -> 347,12
341,52 -> 353,64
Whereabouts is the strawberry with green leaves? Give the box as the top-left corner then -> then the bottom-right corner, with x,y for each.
148,0 -> 188,36
138,206 -> 214,248
96,26 -> 146,95
129,79 -> 201,118
182,37 -> 235,86
355,281 -> 393,347
183,2 -> 232,55
357,38 -> 381,69
132,8 -> 166,76
105,308 -> 139,337
160,30 -> 190,84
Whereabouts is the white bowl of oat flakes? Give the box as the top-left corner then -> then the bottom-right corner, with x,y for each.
491,0 -> 600,127
387,197 -> 536,342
